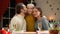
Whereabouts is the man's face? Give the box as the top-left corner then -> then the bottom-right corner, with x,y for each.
23,5 -> 27,14
27,6 -> 33,14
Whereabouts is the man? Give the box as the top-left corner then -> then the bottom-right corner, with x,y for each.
25,4 -> 35,32
9,3 -> 27,32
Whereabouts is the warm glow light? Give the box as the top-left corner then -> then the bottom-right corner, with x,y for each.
49,16 -> 55,21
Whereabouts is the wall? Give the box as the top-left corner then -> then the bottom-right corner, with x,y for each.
35,0 -> 60,21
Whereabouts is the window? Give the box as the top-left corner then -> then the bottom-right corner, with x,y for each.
2,0 -> 16,27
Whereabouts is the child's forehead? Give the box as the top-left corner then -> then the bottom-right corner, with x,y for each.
27,4 -> 34,8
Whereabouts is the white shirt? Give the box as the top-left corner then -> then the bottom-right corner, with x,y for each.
9,14 -> 26,32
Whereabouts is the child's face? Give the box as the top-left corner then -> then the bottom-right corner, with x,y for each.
27,6 -> 33,14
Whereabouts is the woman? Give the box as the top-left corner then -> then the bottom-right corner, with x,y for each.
33,7 -> 50,31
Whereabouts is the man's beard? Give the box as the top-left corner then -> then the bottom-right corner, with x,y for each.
24,11 -> 28,16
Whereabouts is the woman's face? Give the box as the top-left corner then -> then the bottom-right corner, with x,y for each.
33,8 -> 40,17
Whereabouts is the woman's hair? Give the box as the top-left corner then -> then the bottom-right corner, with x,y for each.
33,7 -> 42,21
36,7 -> 42,17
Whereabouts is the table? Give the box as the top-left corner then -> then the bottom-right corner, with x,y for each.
12,31 -> 49,34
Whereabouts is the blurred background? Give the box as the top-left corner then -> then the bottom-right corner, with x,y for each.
0,0 -> 60,30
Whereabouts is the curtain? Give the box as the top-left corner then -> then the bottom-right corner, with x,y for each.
0,0 -> 10,22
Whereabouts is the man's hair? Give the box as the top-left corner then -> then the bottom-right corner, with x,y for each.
15,3 -> 24,14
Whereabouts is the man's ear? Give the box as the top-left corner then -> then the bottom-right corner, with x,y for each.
21,9 -> 23,12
